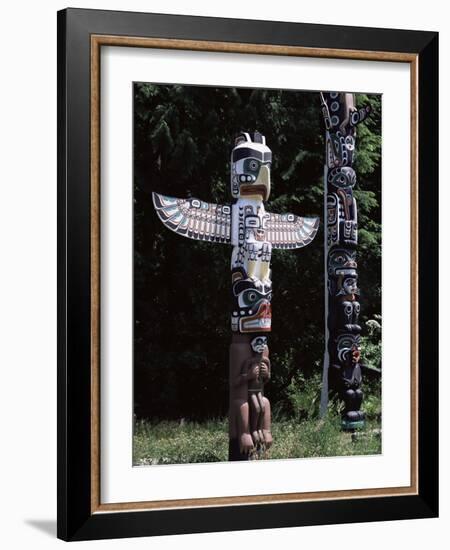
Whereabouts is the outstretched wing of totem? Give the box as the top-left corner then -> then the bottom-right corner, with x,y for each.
152,192 -> 232,243
265,212 -> 319,249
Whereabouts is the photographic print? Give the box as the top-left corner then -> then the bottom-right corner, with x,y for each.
133,83 -> 382,466
58,11 -> 438,539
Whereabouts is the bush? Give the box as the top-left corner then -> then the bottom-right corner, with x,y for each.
286,370 -> 323,421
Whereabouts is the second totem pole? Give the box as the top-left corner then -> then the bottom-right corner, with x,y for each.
320,92 -> 371,430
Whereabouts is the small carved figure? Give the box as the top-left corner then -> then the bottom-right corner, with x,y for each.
246,336 -> 271,448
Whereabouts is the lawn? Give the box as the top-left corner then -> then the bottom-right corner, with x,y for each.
133,414 -> 381,466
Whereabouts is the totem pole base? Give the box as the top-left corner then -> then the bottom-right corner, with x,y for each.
342,419 -> 365,431
341,410 -> 366,431
228,438 -> 250,461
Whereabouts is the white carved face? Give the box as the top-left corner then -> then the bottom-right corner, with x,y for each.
342,276 -> 359,295
251,336 -> 268,354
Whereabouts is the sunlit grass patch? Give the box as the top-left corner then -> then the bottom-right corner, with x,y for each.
133,415 -> 381,466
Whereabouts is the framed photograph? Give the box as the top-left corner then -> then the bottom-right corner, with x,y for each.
57,8 -> 438,541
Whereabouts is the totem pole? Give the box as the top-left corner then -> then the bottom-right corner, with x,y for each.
153,131 -> 319,460
319,92 -> 371,430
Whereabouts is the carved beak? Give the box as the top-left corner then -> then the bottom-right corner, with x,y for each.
256,164 -> 271,201
240,165 -> 271,201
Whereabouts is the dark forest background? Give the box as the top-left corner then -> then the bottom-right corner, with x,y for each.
133,83 -> 382,422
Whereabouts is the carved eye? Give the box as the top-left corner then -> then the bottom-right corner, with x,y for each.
249,160 -> 258,171
248,291 -> 257,302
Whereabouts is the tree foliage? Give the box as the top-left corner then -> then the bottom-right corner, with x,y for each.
133,84 -> 381,420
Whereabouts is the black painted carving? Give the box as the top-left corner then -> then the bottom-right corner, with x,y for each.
321,92 -> 371,430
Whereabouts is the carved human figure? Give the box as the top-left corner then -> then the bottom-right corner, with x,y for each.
228,336 -> 273,457
337,275 -> 361,333
331,334 -> 364,421
229,334 -> 255,456
246,336 -> 271,447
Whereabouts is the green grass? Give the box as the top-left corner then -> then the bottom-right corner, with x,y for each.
133,415 -> 381,466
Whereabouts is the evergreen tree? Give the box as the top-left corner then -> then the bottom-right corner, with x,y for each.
133,84 -> 381,420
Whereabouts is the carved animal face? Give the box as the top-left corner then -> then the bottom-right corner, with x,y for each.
328,167 -> 357,189
328,248 -> 357,278
336,334 -> 361,365
231,131 -> 272,201
231,269 -> 272,333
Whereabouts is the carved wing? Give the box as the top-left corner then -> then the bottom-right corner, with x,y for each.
265,212 -> 319,249
152,192 -> 232,244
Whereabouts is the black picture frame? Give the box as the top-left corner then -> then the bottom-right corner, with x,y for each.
57,7 -> 438,541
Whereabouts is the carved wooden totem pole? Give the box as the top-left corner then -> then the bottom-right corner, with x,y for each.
320,93 -> 371,430
153,131 -> 319,460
